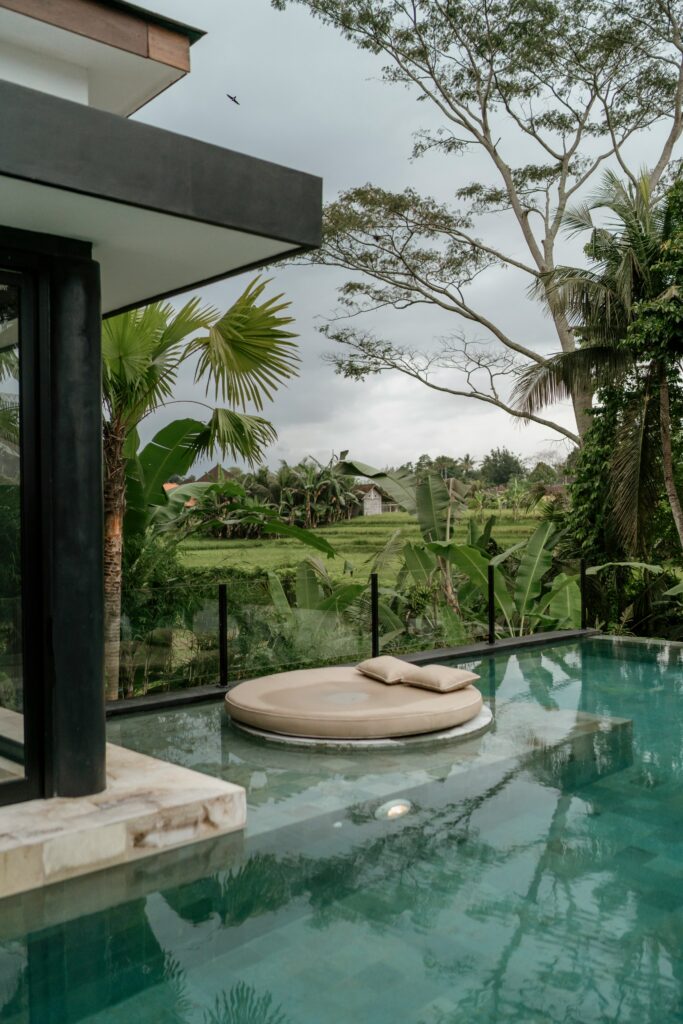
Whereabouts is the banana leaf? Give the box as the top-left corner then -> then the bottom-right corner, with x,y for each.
318,583 -> 366,613
533,572 -> 581,629
295,561 -> 322,610
467,518 -> 481,547
260,520 -> 336,558
433,542 -> 515,630
267,571 -> 294,620
378,601 -> 405,633
123,456 -> 147,540
513,522 -> 556,628
490,540 -> 525,567
337,459 -> 416,513
402,542 -> 436,585
138,419 -> 205,507
587,561 -> 663,575
548,578 -> 582,628
416,474 -> 451,542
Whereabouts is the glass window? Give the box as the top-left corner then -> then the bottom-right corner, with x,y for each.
0,279 -> 24,782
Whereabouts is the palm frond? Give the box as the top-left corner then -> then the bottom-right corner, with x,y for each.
103,299 -> 217,427
192,408 -> 278,466
0,395 -> 19,446
512,347 -> 631,414
154,297 -> 218,355
608,376 -> 661,555
188,277 -> 299,411
0,347 -> 18,383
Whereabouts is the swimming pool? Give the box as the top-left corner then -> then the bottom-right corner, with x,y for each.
2,636 -> 683,1023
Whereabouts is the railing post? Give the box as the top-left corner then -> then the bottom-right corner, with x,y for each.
487,563 -> 495,645
580,559 -> 587,630
370,572 -> 380,658
218,583 -> 228,688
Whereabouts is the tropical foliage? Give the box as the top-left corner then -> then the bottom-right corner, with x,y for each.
103,277 -> 299,699
515,172 -> 683,557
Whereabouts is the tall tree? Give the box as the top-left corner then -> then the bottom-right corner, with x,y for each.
102,278 -> 298,699
514,172 -> 683,553
480,447 -> 526,486
273,0 -> 683,443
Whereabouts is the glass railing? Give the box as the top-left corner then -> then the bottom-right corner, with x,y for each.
114,564 -> 588,701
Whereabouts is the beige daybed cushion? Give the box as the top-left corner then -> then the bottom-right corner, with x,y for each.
402,664 -> 480,693
225,666 -> 483,739
356,655 -> 407,684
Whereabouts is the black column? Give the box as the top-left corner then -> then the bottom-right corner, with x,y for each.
48,256 -> 105,797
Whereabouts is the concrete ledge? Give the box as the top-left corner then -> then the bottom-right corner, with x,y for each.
0,743 -> 246,899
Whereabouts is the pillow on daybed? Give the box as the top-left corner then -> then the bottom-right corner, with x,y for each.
356,656 -> 408,684
402,664 -> 480,693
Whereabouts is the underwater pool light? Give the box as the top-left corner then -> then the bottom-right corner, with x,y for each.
375,799 -> 413,820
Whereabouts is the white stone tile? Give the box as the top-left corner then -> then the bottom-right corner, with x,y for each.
0,743 -> 246,898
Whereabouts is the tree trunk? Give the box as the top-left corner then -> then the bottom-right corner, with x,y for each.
551,308 -> 593,440
659,366 -> 683,551
103,422 -> 127,701
438,557 -> 460,615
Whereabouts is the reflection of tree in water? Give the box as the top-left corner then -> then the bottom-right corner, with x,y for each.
411,645 -> 683,1023
204,982 -> 290,1024
515,649 -> 560,710
6,641 -> 683,1023
0,901 -> 192,1024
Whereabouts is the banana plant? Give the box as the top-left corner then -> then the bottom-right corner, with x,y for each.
339,456 -> 470,612
265,557 -> 402,663
429,523 -> 583,636
124,421 -> 336,559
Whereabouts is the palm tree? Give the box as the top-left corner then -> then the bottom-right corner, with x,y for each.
514,171 -> 683,554
103,277 -> 299,699
457,453 -> 477,480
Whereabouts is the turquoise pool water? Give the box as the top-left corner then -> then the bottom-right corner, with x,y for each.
2,636 -> 683,1023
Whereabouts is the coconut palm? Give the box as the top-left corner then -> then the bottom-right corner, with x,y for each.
103,277 -> 299,699
513,171 -> 683,554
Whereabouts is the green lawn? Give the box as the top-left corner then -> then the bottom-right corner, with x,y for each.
178,510 -> 539,578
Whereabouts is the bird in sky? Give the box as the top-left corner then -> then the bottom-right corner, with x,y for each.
226,93 -> 240,105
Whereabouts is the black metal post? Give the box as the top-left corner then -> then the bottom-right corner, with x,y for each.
487,563 -> 496,645
580,559 -> 587,630
218,583 -> 228,688
370,572 -> 380,658
49,254 -> 106,797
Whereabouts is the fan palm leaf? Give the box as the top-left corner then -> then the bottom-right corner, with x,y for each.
192,409 -> 278,466
103,298 -> 217,429
188,277 -> 299,411
0,396 -> 19,446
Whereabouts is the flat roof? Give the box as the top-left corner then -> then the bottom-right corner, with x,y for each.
0,0 -> 204,115
98,0 -> 205,44
0,81 -> 322,315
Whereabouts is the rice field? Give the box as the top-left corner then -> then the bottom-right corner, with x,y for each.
178,510 -> 539,577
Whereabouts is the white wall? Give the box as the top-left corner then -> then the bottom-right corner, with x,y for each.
0,39 -> 88,104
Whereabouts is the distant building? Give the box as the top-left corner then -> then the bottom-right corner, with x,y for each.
355,483 -> 399,516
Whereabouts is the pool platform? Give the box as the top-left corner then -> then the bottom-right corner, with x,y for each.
0,743 -> 246,899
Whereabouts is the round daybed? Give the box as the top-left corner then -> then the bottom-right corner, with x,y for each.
225,666 -> 484,741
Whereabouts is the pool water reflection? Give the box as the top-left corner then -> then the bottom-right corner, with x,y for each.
2,637 -> 683,1023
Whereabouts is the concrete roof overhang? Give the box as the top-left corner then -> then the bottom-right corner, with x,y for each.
0,81 -> 322,315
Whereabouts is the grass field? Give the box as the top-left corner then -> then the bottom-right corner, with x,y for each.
178,511 -> 540,578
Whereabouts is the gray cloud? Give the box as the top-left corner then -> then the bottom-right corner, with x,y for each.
133,0 -> 664,472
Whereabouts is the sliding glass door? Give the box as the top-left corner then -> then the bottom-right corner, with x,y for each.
0,269 -> 42,802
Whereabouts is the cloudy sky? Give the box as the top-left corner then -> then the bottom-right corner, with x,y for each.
132,0 -> 663,473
